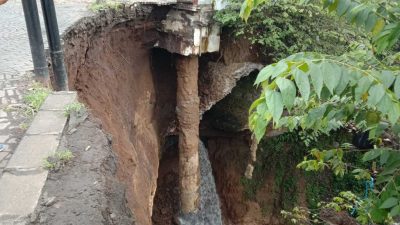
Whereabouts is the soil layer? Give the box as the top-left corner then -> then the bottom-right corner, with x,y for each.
64,8 -> 177,225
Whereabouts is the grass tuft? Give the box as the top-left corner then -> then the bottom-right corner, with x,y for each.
43,150 -> 74,171
64,102 -> 85,117
23,82 -> 50,116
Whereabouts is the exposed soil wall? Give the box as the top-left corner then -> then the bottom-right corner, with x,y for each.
63,7 -> 177,225
62,6 -> 274,225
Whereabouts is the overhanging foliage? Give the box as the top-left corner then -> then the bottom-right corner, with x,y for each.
241,0 -> 400,224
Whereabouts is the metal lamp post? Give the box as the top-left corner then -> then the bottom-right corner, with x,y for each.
21,0 -> 50,84
40,0 -> 68,91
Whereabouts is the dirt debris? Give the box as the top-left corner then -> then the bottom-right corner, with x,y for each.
30,113 -> 134,225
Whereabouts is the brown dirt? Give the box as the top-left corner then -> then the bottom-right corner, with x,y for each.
219,31 -> 266,65
31,114 -> 134,225
64,9 -> 177,224
152,139 -> 180,225
205,134 -> 286,225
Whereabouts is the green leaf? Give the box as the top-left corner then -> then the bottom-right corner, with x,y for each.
393,124 -> 400,136
385,154 -> 400,171
249,97 -> 265,114
255,65 -> 274,85
380,197 -> 398,209
366,13 -> 378,32
265,90 -> 284,122
256,101 -> 267,115
363,149 -> 381,162
293,68 -> 310,101
336,0 -> 350,16
380,150 -> 390,165
355,76 -> 373,100
376,174 -> 393,185
335,69 -> 350,95
348,4 -> 366,23
240,0 -> 253,21
322,62 -> 340,94
255,61 -> 288,85
388,104 -> 400,124
367,84 -> 385,106
254,115 -> 268,142
327,0 -> 338,12
380,161 -> 400,176
376,94 -> 392,115
381,71 -> 395,88
370,208 -> 387,223
309,63 -> 323,98
305,105 -> 327,128
348,70 -> 362,85
356,7 -> 370,27
276,78 -> 296,110
394,76 -> 400,99
271,61 -> 289,79
390,205 -> 400,217
372,19 -> 386,36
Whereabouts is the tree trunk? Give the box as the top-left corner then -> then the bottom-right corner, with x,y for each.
176,55 -> 200,214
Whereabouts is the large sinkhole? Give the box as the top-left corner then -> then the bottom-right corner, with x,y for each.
62,6 -> 276,225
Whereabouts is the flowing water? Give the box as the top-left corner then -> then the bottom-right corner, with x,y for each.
177,141 -> 223,225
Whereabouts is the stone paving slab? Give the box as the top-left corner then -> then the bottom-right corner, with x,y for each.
41,91 -> 77,110
6,135 -> 60,169
0,171 -> 48,219
25,110 -> 68,135
0,92 -> 77,224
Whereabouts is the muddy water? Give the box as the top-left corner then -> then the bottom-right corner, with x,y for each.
178,141 -> 223,225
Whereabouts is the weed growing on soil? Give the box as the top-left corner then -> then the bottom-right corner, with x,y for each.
19,122 -> 29,130
43,159 -> 57,171
57,150 -> 74,161
23,82 -> 50,116
43,150 -> 74,171
64,102 -> 85,117
89,0 -> 122,12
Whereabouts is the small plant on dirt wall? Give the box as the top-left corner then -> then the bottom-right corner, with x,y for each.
243,0 -> 400,224
43,150 -> 74,171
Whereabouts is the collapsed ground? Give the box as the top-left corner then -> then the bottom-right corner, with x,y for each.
33,3 -> 367,225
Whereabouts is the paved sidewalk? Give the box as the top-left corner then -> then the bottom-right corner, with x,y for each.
0,92 -> 77,224
0,0 -> 90,177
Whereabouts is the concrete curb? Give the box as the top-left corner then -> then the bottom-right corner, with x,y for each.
0,91 -> 77,225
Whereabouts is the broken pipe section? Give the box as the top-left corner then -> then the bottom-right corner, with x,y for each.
176,55 -> 201,214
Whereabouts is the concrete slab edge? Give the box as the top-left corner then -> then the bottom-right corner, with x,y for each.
0,91 -> 77,224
